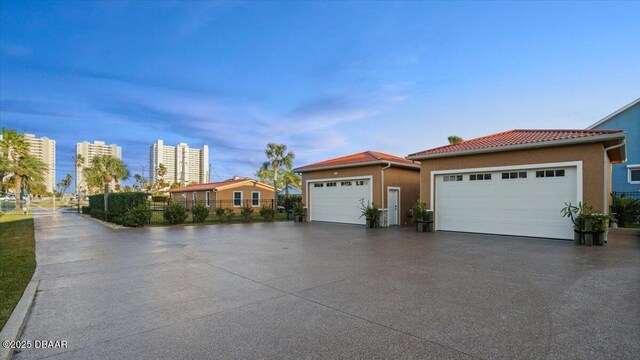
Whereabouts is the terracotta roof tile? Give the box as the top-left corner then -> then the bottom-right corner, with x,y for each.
408,129 -> 624,158
295,151 -> 418,172
169,179 -> 267,193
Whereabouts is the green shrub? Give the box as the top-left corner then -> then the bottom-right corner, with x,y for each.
90,208 -> 105,220
151,194 -> 169,203
214,207 -> 233,222
192,203 -> 210,223
259,205 -> 276,222
240,205 -> 253,222
81,206 -> 91,215
107,192 -> 148,214
88,194 -> 104,210
610,194 -> 640,227
121,204 -> 152,227
163,202 -> 188,225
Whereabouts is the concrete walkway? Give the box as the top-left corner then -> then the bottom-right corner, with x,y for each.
15,212 -> 640,359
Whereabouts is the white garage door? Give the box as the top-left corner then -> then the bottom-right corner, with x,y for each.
435,167 -> 578,239
309,178 -> 371,225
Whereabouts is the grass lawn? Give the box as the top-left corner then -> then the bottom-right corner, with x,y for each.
0,213 -> 36,330
624,223 -> 640,228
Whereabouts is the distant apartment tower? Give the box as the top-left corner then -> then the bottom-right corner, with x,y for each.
0,133 -> 56,193
149,140 -> 209,186
76,140 -> 122,193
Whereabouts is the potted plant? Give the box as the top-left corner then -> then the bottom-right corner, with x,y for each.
589,212 -> 614,245
292,202 -> 306,222
561,202 -> 592,244
412,201 -> 431,232
359,198 -> 380,228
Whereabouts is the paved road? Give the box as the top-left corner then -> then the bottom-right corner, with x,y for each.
15,212 -> 640,359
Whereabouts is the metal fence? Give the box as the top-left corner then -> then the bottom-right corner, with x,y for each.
612,192 -> 640,200
148,199 -> 280,224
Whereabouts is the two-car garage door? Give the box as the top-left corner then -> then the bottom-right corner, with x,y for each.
435,166 -> 578,240
309,178 -> 371,225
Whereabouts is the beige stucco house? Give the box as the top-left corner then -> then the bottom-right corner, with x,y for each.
295,151 -> 420,226
406,129 -> 627,240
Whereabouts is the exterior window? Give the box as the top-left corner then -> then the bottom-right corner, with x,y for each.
251,191 -> 260,207
314,183 -> 324,188
536,169 -> 565,178
233,191 -> 242,207
192,192 -> 197,204
502,172 -> 527,179
326,182 -> 337,187
355,180 -> 366,186
629,166 -> 640,184
444,175 -> 463,182
341,181 -> 352,186
205,191 -> 210,207
470,173 -> 491,181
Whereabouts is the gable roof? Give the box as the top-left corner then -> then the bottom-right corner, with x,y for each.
587,97 -> 640,129
294,150 -> 420,172
169,178 -> 274,193
407,129 -> 626,160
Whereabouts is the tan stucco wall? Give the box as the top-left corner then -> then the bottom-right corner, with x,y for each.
170,184 -> 274,211
301,164 -> 420,225
418,142 -> 608,212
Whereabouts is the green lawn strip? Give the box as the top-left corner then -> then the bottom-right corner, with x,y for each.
623,223 -> 640,229
0,214 -> 36,330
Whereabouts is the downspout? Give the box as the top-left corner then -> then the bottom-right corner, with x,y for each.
603,141 -> 626,214
381,163 -> 391,227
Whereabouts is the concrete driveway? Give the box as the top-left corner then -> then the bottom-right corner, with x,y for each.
15,212 -> 640,359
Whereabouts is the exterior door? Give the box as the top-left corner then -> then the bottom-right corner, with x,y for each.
388,188 -> 399,226
435,167 -> 577,239
309,178 -> 371,225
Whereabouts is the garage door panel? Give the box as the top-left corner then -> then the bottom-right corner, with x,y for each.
436,167 -> 577,239
310,179 -> 370,225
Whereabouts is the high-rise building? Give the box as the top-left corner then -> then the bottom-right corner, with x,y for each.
149,140 -> 209,186
0,133 -> 56,194
76,140 -> 122,193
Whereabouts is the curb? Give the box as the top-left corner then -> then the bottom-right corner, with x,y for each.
0,280 -> 39,360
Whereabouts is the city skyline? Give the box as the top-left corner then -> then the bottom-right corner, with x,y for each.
1,1 -> 639,186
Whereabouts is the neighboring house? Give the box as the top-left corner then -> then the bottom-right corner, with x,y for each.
277,185 -> 302,196
406,129 -> 626,240
295,151 -> 420,226
169,178 -> 275,211
587,98 -> 640,194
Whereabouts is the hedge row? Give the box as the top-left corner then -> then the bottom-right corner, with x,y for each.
88,192 -> 150,227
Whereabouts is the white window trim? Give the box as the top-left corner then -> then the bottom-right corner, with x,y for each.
429,161 -> 583,231
251,191 -> 260,207
628,164 -> 640,184
233,191 -> 243,207
205,191 -> 210,207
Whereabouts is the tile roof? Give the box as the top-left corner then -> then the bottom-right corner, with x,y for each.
408,129 -> 625,158
169,179 -> 268,193
295,151 -> 419,172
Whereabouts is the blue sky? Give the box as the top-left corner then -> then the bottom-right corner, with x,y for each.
1,1 -> 639,185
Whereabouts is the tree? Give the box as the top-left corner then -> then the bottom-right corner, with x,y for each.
57,174 -> 73,196
154,163 -> 168,191
279,170 -> 301,198
261,143 -> 294,204
74,154 -> 85,194
0,128 -> 46,199
169,182 -> 181,190
448,136 -> 463,144
82,155 -> 129,211
123,185 -> 132,192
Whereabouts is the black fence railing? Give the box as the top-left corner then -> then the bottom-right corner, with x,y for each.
612,192 -> 640,200
148,199 -> 282,224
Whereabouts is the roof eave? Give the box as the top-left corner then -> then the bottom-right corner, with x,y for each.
295,160 -> 420,173
586,97 -> 640,129
406,132 -> 626,160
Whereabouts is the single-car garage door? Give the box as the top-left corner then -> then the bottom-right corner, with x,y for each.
309,178 -> 371,225
435,167 -> 578,239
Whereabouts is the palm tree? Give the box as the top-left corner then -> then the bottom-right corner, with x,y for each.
82,155 -> 129,211
448,135 -> 463,144
74,154 -> 85,194
57,174 -> 73,196
155,163 -> 167,191
280,170 -> 301,198
262,143 -> 295,205
0,129 -> 46,199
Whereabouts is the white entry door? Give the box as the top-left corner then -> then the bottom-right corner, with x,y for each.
388,188 -> 399,226
309,178 -> 371,225
435,167 -> 578,240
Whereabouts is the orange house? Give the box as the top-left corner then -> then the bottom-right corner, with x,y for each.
169,178 -> 275,212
